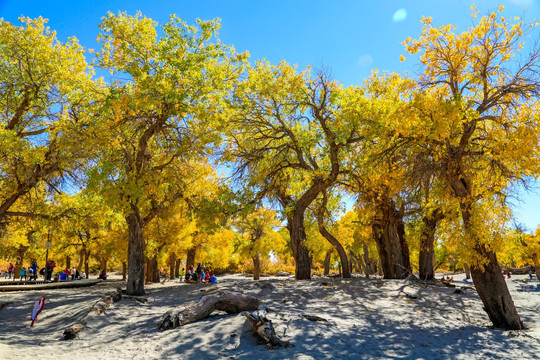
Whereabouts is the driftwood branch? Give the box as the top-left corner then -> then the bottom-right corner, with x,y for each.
63,289 -> 123,340
158,290 -> 261,330
243,310 -> 292,348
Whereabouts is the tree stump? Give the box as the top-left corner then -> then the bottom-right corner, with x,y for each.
63,289 -> 122,340
158,290 -> 261,330
243,310 -> 292,348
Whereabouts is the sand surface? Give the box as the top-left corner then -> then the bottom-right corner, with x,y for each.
0,273 -> 538,359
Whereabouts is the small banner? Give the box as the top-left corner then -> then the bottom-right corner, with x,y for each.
30,296 -> 46,327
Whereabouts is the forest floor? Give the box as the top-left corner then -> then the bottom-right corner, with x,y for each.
0,272 -> 538,360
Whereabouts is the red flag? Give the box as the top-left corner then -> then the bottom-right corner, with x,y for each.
30,296 -> 46,327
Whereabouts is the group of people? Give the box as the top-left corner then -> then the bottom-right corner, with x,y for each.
184,263 -> 218,284
1,261 -> 39,281
1,260 -> 88,281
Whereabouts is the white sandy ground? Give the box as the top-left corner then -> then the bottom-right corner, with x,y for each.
0,273 -> 538,360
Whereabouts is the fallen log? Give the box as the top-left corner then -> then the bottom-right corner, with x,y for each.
63,288 -> 123,340
243,310 -> 292,348
158,290 -> 261,330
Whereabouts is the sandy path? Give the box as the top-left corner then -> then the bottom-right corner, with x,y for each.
0,274 -> 538,359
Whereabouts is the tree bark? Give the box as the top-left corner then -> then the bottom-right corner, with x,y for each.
450,173 -> 523,329
464,263 -> 471,280
146,256 -> 159,283
122,262 -> 127,281
243,310 -> 292,348
418,210 -> 443,280
186,247 -> 196,273
169,252 -> 176,280
318,225 -> 351,278
126,210 -> 145,296
470,246 -> 523,329
323,250 -> 332,276
362,242 -> 372,278
372,198 -> 410,279
287,214 -> 311,280
158,290 -> 261,330
66,256 -> 71,270
252,254 -> 261,280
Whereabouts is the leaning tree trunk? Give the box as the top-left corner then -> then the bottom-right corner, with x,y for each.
126,210 -> 145,296
470,244 -> 523,329
323,250 -> 332,276
318,225 -> 351,278
252,255 -> 261,280
450,172 -> 523,330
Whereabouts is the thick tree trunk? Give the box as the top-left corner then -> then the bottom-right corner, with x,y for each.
126,210 -> 145,296
287,214 -> 311,280
323,250 -> 332,276
145,256 -> 159,283
186,247 -> 196,273
317,224 -> 351,278
418,211 -> 442,281
470,246 -> 523,329
158,291 -> 262,330
451,172 -> 522,329
464,263 -> 471,280
372,199 -> 410,279
252,255 -> 261,280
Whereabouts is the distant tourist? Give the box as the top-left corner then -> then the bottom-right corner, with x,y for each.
98,269 -> 107,280
19,267 -> 27,281
8,262 -> 14,279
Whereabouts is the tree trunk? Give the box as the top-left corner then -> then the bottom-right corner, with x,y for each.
158,291 -> 261,330
169,252 -> 176,280
464,263 -> 471,280
362,242 -> 371,278
470,246 -> 523,329
186,247 -> 196,273
175,257 -> 180,278
66,256 -> 71,270
122,261 -> 127,280
372,199 -> 410,279
318,223 -> 351,278
449,171 -> 523,330
77,249 -> 84,273
146,256 -> 159,283
84,251 -> 90,279
287,214 -> 311,280
126,210 -> 145,296
323,250 -> 332,276
418,210 -> 442,280
252,255 -> 261,280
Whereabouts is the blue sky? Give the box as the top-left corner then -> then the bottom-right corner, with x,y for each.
1,0 -> 539,231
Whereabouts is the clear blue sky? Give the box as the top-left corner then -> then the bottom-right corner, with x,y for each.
1,0 -> 539,231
